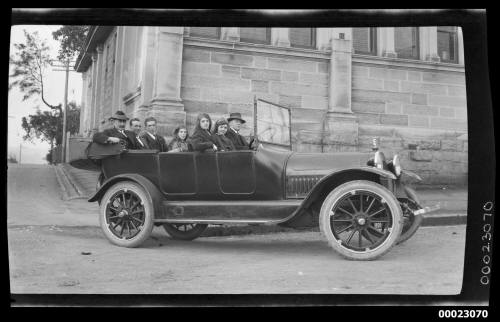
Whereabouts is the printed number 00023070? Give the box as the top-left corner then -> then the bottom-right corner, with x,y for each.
438,310 -> 488,318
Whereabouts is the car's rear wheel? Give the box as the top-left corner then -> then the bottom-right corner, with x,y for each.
319,180 -> 403,260
162,223 -> 208,241
99,181 -> 154,247
397,186 -> 423,245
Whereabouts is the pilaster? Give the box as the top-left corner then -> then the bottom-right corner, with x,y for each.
378,27 -> 397,58
420,27 -> 441,62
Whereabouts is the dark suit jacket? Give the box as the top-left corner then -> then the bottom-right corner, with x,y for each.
92,128 -> 137,150
140,132 -> 168,152
190,129 -> 217,152
213,134 -> 236,151
226,128 -> 249,150
133,135 -> 148,150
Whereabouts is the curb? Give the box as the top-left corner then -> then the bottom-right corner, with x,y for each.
53,165 -> 89,200
422,213 -> 468,226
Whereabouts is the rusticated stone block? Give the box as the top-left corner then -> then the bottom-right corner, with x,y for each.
403,104 -> 439,116
254,55 -> 267,68
241,67 -> 281,81
221,65 -> 241,78
183,99 -> 228,115
282,71 -> 298,82
182,61 -> 220,76
430,117 -> 468,131
409,150 -> 433,162
279,95 -> 302,108
301,95 -> 328,110
439,107 -> 455,117
411,93 -> 427,105
270,82 -> 327,97
211,52 -> 254,67
352,100 -> 385,114
251,80 -> 269,93
268,57 -> 317,72
384,80 -> 399,92
422,71 -> 466,85
352,65 -> 369,77
180,87 -> 201,100
428,95 -> 467,107
400,81 -> 448,95
181,75 -> 251,91
447,85 -> 467,97
317,62 -> 329,74
369,67 -> 407,80
352,89 -> 411,104
380,114 -> 408,126
408,71 -> 422,81
352,77 -> 384,90
356,113 -> 381,125
300,72 -> 328,85
385,102 -> 402,114
183,48 -> 210,63
441,139 -> 461,151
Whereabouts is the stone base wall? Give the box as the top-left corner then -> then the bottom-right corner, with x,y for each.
352,59 -> 468,185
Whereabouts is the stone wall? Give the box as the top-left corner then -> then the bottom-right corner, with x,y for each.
351,59 -> 468,185
180,45 -> 329,149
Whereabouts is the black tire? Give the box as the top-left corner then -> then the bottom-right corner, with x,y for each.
163,223 -> 208,241
319,180 -> 403,260
99,181 -> 154,247
396,186 -> 423,245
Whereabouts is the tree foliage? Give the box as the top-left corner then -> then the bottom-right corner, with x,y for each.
21,102 -> 80,146
52,26 -> 89,61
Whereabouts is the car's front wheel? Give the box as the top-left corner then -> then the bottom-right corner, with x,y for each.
319,180 -> 403,260
99,181 -> 154,247
162,223 -> 208,241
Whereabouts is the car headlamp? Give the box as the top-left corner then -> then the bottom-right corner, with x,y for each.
373,151 -> 386,169
392,154 -> 402,176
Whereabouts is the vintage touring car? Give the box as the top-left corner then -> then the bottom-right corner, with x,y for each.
79,100 -> 439,260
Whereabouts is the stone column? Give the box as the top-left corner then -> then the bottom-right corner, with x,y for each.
95,45 -> 105,128
90,52 -> 99,131
377,27 -> 397,58
112,27 -> 124,114
221,27 -> 239,41
271,28 -> 291,47
323,29 -> 358,152
80,73 -> 87,136
145,27 -> 186,137
457,27 -> 464,65
420,27 -> 441,62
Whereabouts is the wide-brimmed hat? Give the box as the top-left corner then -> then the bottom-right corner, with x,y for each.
109,110 -> 129,121
227,112 -> 246,124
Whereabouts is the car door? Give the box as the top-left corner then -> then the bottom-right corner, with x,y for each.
216,150 -> 256,195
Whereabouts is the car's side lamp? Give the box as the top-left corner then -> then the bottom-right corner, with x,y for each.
374,151 -> 386,169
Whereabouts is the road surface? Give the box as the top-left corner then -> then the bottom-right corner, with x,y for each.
8,164 -> 466,295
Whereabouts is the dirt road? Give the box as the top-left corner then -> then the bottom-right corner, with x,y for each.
8,164 -> 466,295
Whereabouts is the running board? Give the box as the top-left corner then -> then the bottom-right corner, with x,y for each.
156,200 -> 302,223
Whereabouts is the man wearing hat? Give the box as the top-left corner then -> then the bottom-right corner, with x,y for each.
225,112 -> 251,150
92,110 -> 137,149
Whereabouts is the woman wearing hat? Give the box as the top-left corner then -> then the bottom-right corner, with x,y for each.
225,112 -> 250,150
212,118 -> 236,152
189,113 -> 218,152
167,126 -> 190,152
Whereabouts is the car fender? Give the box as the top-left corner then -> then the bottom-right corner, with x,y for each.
285,167 -> 397,224
88,173 -> 164,218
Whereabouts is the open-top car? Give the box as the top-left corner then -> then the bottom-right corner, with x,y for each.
79,99 -> 439,260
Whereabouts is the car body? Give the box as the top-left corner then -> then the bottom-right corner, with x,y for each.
84,141 -> 439,260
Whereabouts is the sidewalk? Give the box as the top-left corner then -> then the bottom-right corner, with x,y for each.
54,164 -> 467,229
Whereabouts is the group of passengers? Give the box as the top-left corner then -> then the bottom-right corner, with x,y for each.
92,110 -> 253,153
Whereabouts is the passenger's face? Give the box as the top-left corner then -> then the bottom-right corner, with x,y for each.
229,119 -> 242,131
178,128 -> 187,140
200,118 -> 210,130
130,121 -> 142,135
145,121 -> 157,134
217,124 -> 228,135
114,119 -> 126,130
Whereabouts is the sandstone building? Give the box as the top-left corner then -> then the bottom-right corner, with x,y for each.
75,26 -> 467,185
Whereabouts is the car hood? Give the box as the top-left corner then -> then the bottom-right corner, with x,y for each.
286,151 -> 372,177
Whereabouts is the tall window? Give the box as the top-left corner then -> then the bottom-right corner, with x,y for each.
395,27 -> 419,60
437,26 -> 458,63
189,27 -> 220,39
289,28 -> 315,48
240,28 -> 271,45
352,28 -> 377,55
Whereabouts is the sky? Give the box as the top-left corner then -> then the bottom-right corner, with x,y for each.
8,25 -> 83,164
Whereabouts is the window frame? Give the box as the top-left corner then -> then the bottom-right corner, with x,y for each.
394,27 -> 420,60
239,28 -> 272,45
437,26 -> 459,64
289,28 -> 316,49
352,27 -> 378,55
